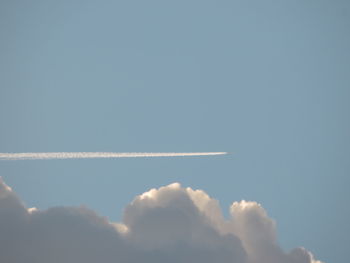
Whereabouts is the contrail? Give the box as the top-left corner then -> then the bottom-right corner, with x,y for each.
0,152 -> 228,160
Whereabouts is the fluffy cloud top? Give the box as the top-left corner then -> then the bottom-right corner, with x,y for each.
0,178 -> 323,263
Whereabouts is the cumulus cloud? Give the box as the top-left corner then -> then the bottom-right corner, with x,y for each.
0,178 -> 323,263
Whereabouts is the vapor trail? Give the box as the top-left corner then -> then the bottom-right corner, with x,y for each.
0,152 -> 227,161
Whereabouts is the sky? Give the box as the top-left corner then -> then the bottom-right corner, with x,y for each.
0,1 -> 349,262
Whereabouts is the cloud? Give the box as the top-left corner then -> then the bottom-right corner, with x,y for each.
0,178 -> 323,263
0,152 -> 227,160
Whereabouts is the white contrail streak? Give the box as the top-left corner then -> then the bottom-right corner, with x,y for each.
0,152 -> 228,161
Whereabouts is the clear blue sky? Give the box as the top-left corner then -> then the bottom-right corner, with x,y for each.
1,1 -> 349,262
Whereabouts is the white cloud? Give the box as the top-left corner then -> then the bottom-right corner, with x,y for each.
0,152 -> 227,160
0,177 -> 323,263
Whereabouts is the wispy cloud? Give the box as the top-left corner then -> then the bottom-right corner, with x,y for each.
0,152 -> 227,160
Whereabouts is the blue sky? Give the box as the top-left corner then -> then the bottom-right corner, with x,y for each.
0,1 -> 349,262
